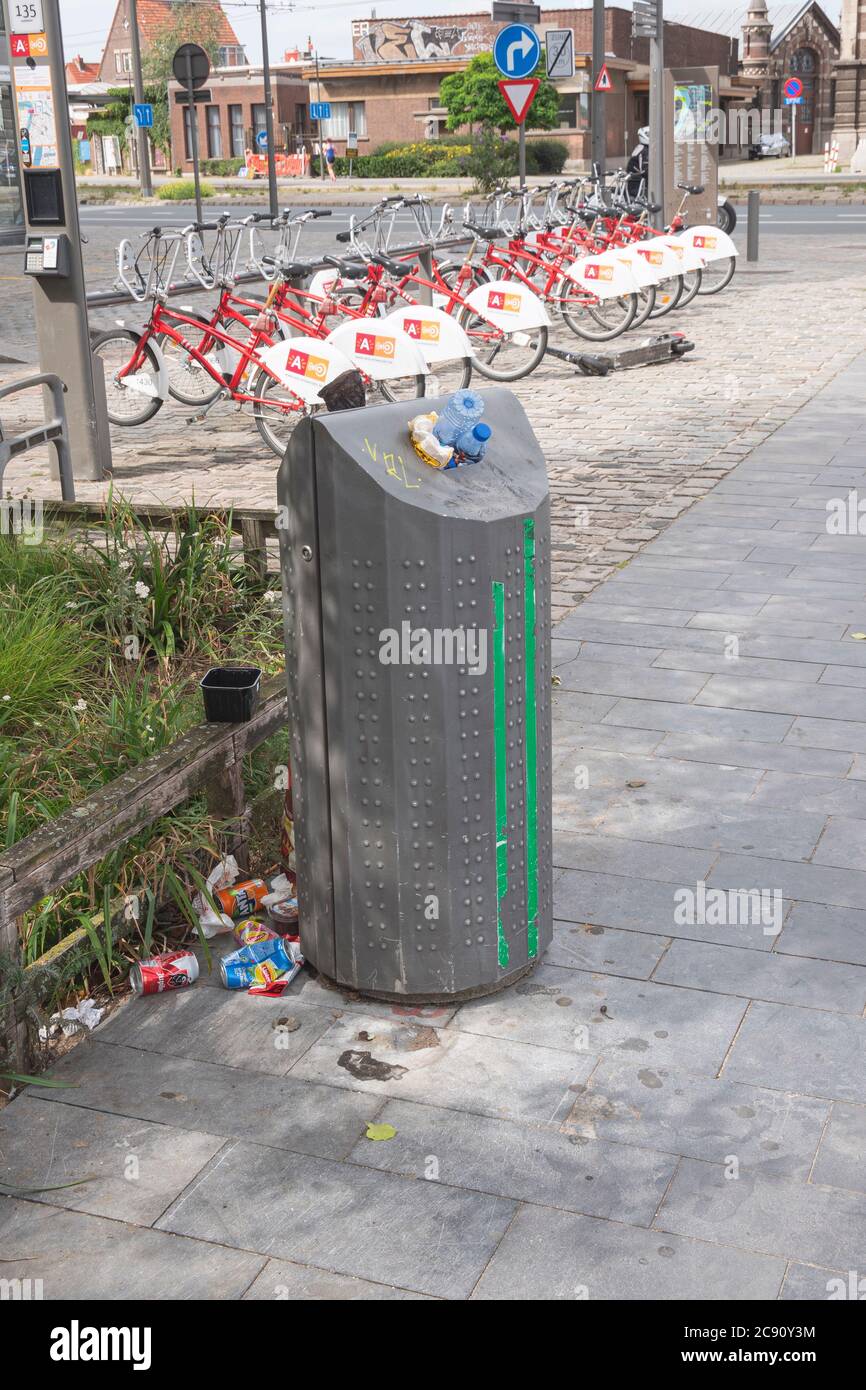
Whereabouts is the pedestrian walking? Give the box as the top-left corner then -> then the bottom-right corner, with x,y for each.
325,139 -> 337,182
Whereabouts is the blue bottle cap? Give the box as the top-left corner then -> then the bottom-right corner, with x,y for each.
473,423 -> 492,441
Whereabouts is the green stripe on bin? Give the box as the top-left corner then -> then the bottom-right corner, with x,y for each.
523,518 -> 539,959
492,579 -> 509,968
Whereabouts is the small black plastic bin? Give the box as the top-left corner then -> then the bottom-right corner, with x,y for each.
200,666 -> 262,723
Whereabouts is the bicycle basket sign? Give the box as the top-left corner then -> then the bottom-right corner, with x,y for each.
464,279 -> 550,331
677,224 -> 738,263
326,318 -> 427,380
381,306 -> 472,365
259,335 -> 354,403
563,250 -> 638,299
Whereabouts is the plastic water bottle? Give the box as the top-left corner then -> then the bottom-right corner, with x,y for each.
433,390 -> 484,447
455,422 -> 492,463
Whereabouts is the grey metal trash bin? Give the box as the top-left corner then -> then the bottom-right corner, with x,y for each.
277,389 -> 552,1002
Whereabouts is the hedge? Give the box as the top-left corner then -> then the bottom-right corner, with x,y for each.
332,136 -> 568,179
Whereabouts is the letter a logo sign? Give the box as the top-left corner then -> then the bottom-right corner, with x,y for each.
594,62 -> 613,92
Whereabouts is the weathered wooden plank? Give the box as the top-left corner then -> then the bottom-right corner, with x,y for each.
42,500 -> 279,536
240,516 -> 268,585
0,675 -> 287,919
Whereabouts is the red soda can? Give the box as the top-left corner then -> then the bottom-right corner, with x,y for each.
131,949 -> 199,996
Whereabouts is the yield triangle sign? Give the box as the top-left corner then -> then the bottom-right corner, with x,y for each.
498,77 -> 540,125
594,62 -> 613,92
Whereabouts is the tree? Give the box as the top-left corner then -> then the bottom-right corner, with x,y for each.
439,51 -> 560,135
143,2 -> 225,162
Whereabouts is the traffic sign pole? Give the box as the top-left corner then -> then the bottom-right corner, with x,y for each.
129,0 -> 152,197
185,50 -> 203,222
493,22 -> 540,189
591,0 -> 605,180
648,0 -> 665,230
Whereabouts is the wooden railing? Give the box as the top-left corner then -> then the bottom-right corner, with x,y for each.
0,672 -> 288,1073
43,500 -> 280,582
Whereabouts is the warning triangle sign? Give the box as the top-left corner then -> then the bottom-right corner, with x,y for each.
594,62 -> 613,92
498,78 -> 540,126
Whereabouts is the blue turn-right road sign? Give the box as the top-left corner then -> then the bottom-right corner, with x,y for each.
493,23 -> 540,79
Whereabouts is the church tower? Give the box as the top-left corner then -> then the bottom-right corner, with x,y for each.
741,0 -> 772,76
832,0 -> 866,166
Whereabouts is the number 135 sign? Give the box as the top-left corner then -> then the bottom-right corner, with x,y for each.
11,0 -> 44,33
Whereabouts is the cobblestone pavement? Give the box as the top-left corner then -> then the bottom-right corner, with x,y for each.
3,230 -> 866,628
3,355 -> 866,1298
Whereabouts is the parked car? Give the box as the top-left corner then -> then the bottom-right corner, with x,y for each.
749,133 -> 791,159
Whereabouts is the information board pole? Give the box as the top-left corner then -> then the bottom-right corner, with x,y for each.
648,0 -> 665,229
3,0 -> 111,481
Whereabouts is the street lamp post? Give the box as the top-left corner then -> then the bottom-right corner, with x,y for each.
259,0 -> 279,217
128,0 -> 152,197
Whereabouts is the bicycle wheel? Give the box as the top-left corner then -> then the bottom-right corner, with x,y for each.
677,267 -> 703,307
250,366 -> 308,458
631,283 -> 657,329
92,329 -> 163,427
378,373 -> 427,404
559,288 -> 637,341
698,256 -> 736,294
649,276 -> 683,317
155,312 -> 222,407
457,302 -> 547,382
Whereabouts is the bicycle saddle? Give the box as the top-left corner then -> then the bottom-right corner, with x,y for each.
371,253 -> 406,276
677,183 -> 705,195
322,255 -> 367,279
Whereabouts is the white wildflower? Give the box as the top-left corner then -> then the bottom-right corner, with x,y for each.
134,581 -> 150,599
73,698 -> 87,713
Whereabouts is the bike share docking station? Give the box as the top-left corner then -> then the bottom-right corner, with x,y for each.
277,391 -> 553,1002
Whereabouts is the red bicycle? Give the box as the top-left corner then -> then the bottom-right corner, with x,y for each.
92,225 -> 311,456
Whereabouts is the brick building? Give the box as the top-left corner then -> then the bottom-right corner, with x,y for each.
741,0 -> 840,155
303,7 -> 741,162
98,0 -> 245,84
832,0 -> 866,165
167,65 -> 311,171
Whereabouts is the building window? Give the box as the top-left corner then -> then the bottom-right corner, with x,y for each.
206,105 -> 222,158
218,45 -> 245,66
114,49 -> 132,74
294,103 -> 308,134
183,104 -> 193,159
252,103 -> 268,139
229,104 -> 245,156
320,101 -> 367,140
556,92 -> 589,131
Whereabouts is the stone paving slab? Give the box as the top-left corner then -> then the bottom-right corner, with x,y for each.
347,1098 -> 676,1225
157,1138 -> 515,1299
564,1060 -> 828,1179
0,1094 -> 224,1223
33,1039 -> 382,1158
242,1259 -> 433,1300
0,1197 -> 265,1299
470,1203 -> 786,1301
